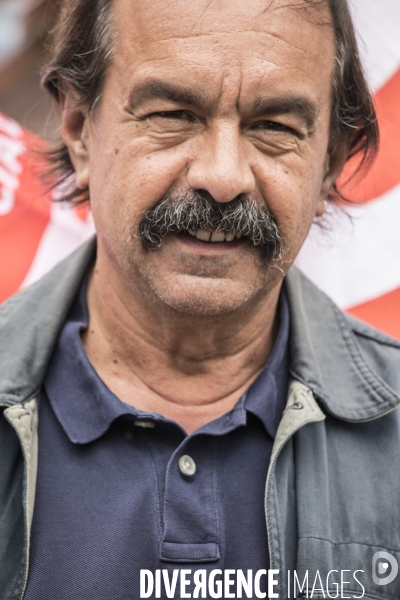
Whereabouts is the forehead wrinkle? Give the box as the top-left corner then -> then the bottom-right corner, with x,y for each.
259,0 -> 332,22
235,63 -> 244,112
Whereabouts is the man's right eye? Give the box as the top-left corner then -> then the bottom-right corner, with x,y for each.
151,110 -> 193,120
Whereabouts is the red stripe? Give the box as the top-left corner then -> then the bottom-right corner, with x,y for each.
346,288 -> 400,340
0,203 -> 49,303
0,117 -> 51,302
339,68 -> 400,203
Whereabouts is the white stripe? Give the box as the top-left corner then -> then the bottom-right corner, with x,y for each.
296,185 -> 400,309
349,0 -> 400,91
20,203 -> 95,289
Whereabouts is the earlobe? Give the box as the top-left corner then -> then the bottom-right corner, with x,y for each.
60,91 -> 90,190
316,196 -> 326,217
315,156 -> 331,217
319,140 -> 349,208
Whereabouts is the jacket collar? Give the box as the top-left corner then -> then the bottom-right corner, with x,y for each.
1,235 -> 399,422
0,237 -> 96,407
285,267 -> 400,421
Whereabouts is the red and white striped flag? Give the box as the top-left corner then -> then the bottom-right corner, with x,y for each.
296,0 -> 400,339
0,113 -> 94,303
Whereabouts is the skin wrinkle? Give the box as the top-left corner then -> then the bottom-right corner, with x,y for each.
131,1 -> 333,53
193,0 -> 215,32
119,0 -> 321,49
127,79 -> 318,135
109,287 -> 277,364
120,31 -> 315,58
261,0 -> 332,22
125,104 -> 316,161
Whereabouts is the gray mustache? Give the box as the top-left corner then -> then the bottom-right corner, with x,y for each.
139,191 -> 283,263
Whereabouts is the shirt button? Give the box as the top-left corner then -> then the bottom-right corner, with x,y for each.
179,455 -> 196,476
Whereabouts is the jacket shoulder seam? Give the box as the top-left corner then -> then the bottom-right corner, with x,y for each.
333,305 -> 400,403
299,535 -> 400,553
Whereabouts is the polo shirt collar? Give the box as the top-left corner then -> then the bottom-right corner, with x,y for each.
44,277 -> 140,444
245,289 -> 290,438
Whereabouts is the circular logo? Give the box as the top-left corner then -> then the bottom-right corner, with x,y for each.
372,551 -> 399,586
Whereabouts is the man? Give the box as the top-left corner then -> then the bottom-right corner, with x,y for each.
1,0 -> 400,599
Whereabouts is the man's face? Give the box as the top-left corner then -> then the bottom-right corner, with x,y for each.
74,0 -> 337,315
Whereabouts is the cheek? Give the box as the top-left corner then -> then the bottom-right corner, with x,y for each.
254,149 -> 326,243
88,128 -> 192,225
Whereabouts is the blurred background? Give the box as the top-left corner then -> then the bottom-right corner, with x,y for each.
0,0 -> 399,337
0,0 -> 58,138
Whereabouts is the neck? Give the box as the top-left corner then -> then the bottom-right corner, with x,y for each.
82,251 -> 283,434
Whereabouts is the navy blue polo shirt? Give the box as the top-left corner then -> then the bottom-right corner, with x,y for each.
24,277 -> 290,600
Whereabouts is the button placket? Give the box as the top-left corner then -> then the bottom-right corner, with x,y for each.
161,438 -> 220,563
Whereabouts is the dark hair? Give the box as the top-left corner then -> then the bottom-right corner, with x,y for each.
42,0 -> 379,205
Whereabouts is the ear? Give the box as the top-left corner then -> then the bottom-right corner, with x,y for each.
60,89 -> 91,190
316,139 -> 349,217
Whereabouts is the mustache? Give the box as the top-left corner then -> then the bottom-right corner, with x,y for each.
139,191 -> 283,263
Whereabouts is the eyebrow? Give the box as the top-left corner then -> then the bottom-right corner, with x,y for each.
128,79 -> 213,112
128,78 -> 319,128
250,96 -> 320,128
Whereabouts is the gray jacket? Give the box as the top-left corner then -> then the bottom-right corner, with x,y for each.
1,237 -> 400,600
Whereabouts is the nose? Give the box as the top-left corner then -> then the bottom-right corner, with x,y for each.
186,123 -> 255,203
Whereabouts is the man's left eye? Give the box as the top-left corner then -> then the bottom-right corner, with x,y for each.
252,120 -> 293,132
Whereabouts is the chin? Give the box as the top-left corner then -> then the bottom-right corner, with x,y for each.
145,276 -> 265,317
